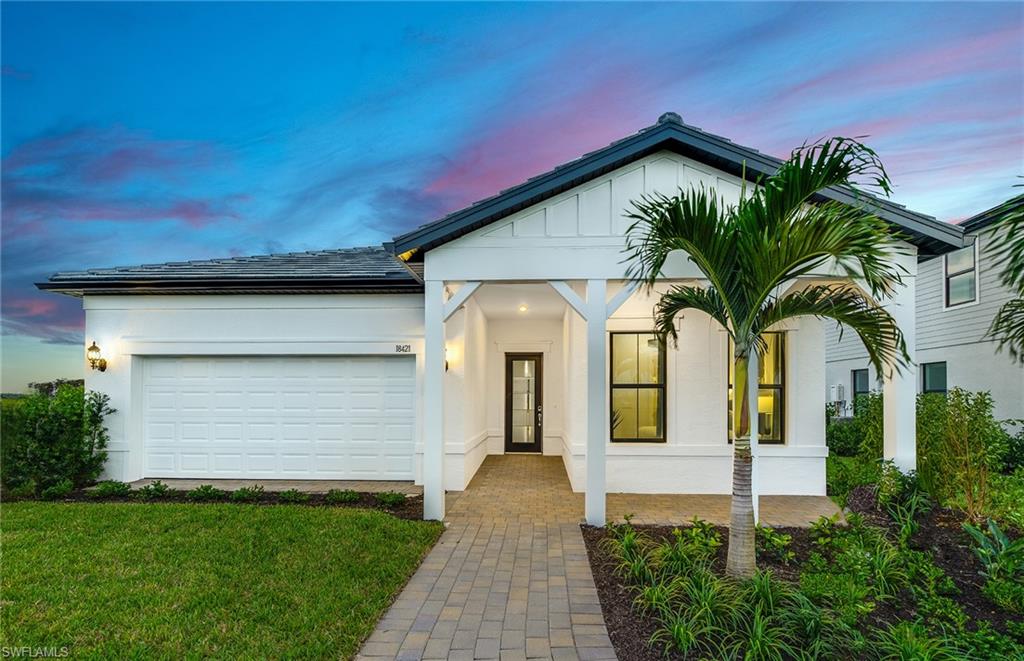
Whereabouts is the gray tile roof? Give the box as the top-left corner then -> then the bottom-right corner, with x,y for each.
40,246 -> 422,295
392,112 -> 965,258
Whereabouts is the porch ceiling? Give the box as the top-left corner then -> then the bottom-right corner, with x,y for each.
473,282 -> 568,320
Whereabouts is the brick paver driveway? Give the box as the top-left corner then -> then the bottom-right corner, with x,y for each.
358,455 -> 841,659
358,456 -> 614,660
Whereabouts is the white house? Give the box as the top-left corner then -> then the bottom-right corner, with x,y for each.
40,113 -> 967,523
826,194 -> 1024,421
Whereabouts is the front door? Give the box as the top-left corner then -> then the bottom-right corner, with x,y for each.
505,353 -> 543,453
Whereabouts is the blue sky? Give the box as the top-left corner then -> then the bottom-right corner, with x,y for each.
2,2 -> 1022,390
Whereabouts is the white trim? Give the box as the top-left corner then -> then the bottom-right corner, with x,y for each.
548,281 -> 589,320
443,281 -> 481,321
606,281 -> 640,318
942,238 -> 981,311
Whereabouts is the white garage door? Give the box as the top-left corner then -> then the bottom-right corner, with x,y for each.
142,356 -> 416,479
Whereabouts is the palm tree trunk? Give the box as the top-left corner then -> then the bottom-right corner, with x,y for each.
726,347 -> 756,579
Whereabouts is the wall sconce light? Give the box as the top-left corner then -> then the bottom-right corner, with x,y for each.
444,348 -> 449,372
518,304 -> 528,313
86,341 -> 107,372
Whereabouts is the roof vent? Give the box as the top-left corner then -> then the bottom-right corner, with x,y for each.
657,112 -> 682,125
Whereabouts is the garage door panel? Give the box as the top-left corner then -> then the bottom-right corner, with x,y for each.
142,356 -> 415,479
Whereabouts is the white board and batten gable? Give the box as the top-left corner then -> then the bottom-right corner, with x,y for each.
424,151 -> 746,282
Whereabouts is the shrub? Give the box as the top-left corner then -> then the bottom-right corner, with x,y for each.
186,484 -> 227,502
826,456 -> 879,507
1001,419 -> 1024,473
375,491 -> 406,508
755,525 -> 795,564
40,478 -> 73,501
278,489 -> 310,504
90,480 -> 132,498
854,392 -> 884,460
825,417 -> 861,457
988,468 -> 1024,529
7,480 -> 37,499
918,389 -> 1005,516
136,480 -> 170,501
325,488 -> 360,504
230,485 -> 265,502
0,385 -> 114,491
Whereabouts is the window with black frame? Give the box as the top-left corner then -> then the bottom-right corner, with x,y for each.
921,362 -> 947,394
727,333 -> 785,444
851,368 -> 869,411
944,244 -> 977,308
610,332 -> 666,442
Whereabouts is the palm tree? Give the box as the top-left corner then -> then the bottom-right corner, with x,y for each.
624,138 -> 911,579
986,194 -> 1024,363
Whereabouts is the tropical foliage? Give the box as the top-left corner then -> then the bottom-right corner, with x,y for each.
624,138 -> 910,577
986,193 -> 1024,362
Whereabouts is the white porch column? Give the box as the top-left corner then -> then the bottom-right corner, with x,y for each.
585,279 -> 607,526
882,276 -> 917,471
423,280 -> 446,520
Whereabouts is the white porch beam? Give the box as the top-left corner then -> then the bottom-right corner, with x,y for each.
606,280 -> 639,319
423,280 -> 446,520
443,281 -> 481,322
548,281 -> 589,321
585,279 -> 607,526
882,277 -> 917,471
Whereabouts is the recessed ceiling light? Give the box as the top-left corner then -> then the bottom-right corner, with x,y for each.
518,304 -> 528,313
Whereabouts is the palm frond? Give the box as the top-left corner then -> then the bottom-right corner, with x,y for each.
989,298 -> 1024,365
654,285 -> 731,344
756,284 -> 909,376
624,187 -> 743,323
984,194 -> 1024,293
741,137 -> 893,236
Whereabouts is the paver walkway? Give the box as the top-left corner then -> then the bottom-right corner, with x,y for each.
359,455 -> 842,659
359,456 -> 614,660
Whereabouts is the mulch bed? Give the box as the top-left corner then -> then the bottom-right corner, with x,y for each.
845,485 -> 1021,633
582,494 -> 1020,661
7,489 -> 424,520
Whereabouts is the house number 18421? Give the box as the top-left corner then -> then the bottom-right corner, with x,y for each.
395,344 -> 412,353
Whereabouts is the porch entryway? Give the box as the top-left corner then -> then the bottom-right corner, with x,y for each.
443,455 -> 841,527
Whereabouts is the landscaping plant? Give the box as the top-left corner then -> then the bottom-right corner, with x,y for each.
375,491 -> 407,508
325,488 -> 360,504
0,385 -> 114,492
90,480 -> 132,499
135,480 -> 170,501
278,488 -> 310,504
230,485 -> 264,502
186,484 -> 227,502
624,138 -> 910,577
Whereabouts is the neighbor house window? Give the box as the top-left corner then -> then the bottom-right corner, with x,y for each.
922,362 -> 947,394
728,333 -> 785,444
945,243 -> 978,308
610,332 -> 666,442
852,368 -> 870,411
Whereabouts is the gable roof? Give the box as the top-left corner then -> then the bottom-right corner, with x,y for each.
39,246 -> 422,296
390,112 -> 965,259
961,193 -> 1024,234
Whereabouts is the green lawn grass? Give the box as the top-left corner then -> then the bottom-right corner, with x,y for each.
1,502 -> 442,659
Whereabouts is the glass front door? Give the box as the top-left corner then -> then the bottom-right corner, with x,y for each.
505,353 -> 543,452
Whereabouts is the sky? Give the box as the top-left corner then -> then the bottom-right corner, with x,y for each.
2,2 -> 1022,391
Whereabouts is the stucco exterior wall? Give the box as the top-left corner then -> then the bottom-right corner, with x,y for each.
82,294 -> 426,482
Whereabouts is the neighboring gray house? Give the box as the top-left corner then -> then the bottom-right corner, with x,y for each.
826,194 -> 1024,421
